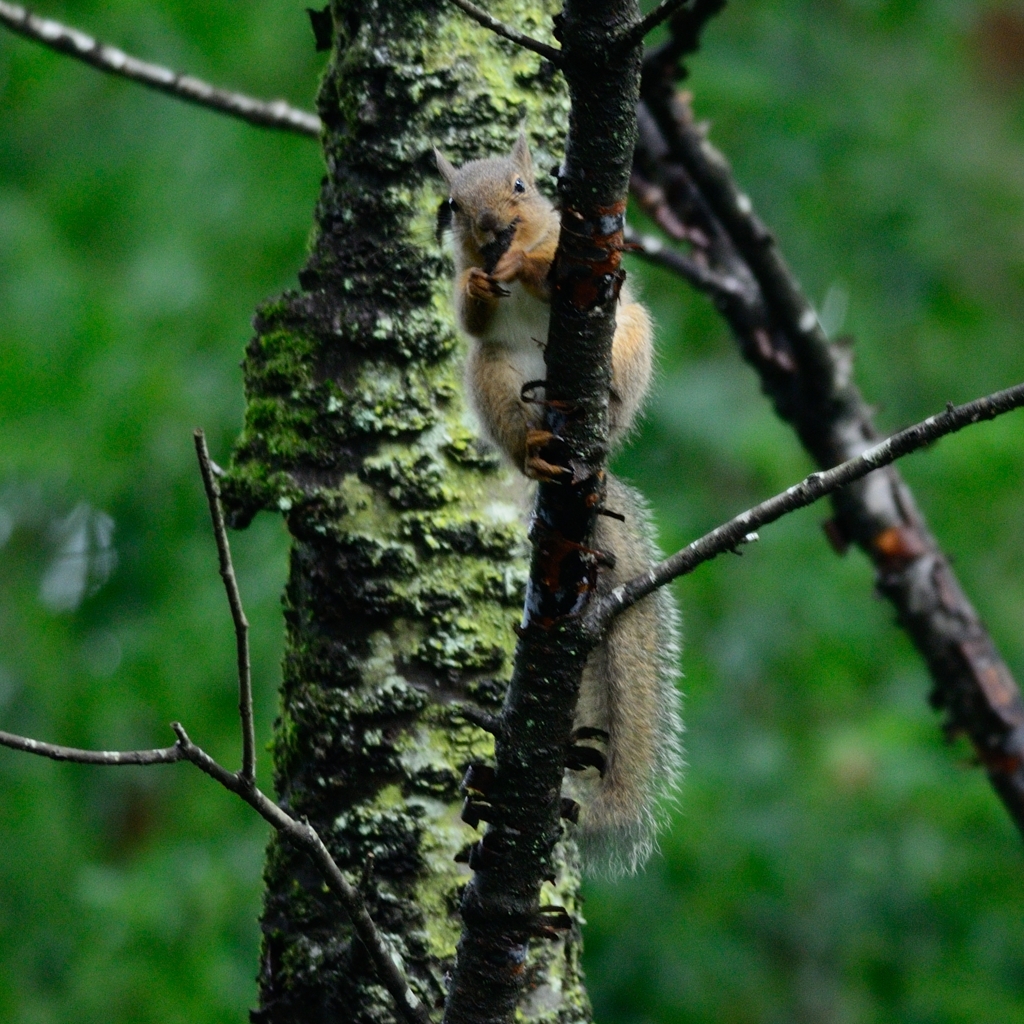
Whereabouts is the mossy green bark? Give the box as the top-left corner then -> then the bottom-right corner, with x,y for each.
221,2 -> 585,1021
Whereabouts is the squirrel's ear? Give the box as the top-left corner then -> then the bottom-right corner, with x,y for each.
434,148 -> 457,187
511,130 -> 534,184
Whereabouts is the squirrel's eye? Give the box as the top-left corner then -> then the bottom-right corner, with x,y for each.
448,197 -> 460,212
513,178 -> 526,193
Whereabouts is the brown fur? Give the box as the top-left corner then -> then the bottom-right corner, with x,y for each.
436,135 -> 683,875
465,343 -> 537,469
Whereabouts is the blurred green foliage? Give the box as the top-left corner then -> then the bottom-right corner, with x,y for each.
0,1 -> 321,1019
1,1 -> 1023,1022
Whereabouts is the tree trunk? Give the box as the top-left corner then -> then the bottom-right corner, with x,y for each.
221,1 -> 585,1020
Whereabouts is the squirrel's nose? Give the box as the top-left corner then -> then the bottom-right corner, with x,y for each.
477,211 -> 502,234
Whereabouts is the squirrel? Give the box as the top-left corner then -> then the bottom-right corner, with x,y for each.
435,132 -> 683,876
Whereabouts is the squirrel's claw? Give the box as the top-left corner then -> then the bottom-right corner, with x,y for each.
525,455 -> 570,481
530,905 -> 573,940
466,267 -> 509,300
524,429 -> 571,481
566,745 -> 607,775
567,726 -> 608,775
461,762 -> 495,796
460,762 -> 498,828
461,795 -> 496,829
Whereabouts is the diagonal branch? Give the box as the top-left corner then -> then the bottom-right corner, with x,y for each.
194,430 -> 255,783
616,0 -> 689,49
444,0 -> 562,63
624,223 -> 744,297
635,22 -> 1024,836
0,0 -> 322,137
591,380 -> 1024,629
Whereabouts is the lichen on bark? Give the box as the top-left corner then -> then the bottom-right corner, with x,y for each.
220,1 -> 584,1021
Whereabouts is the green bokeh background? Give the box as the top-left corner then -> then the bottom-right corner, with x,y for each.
1,1 -> 1023,1021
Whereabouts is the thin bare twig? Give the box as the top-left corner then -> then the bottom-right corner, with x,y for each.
0,0 -> 322,137
590,380 -> 1024,630
194,430 -> 255,783
614,0 -> 720,53
444,0 -> 562,64
0,730 -> 182,764
189,435 -> 425,1021
0,719 -> 428,1024
624,224 -> 743,297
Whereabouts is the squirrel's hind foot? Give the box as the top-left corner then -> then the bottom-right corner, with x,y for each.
524,428 -> 572,481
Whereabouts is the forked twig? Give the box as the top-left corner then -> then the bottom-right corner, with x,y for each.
194,429 -> 255,783
0,721 -> 428,1024
0,0 -> 322,137
444,0 -> 562,64
592,380 -> 1024,629
0,432 -> 430,1024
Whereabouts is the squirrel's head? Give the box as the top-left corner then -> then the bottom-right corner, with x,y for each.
434,132 -> 551,265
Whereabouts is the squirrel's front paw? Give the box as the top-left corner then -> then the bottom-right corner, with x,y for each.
467,267 -> 509,300
491,247 -> 525,283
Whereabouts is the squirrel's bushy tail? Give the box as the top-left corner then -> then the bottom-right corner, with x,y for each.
565,474 -> 684,877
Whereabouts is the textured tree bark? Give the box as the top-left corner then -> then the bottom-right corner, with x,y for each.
219,2 -> 585,1020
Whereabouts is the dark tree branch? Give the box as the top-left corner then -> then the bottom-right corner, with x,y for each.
591,381 -> 1024,628
617,0 -> 688,48
0,0 -> 322,137
638,89 -> 834,382
441,0 -> 644,1021
444,0 -> 562,63
634,28 -> 1024,835
0,730 -> 183,764
194,430 -> 255,783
